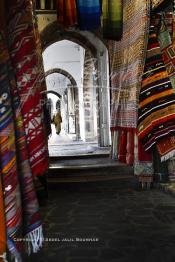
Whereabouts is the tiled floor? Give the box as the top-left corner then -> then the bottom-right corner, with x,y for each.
25,181 -> 175,262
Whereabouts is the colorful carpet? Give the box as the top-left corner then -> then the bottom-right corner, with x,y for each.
109,0 -> 150,130
7,0 -> 49,178
0,28 -> 44,262
138,14 -> 175,162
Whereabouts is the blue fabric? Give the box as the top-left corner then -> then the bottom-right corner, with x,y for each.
76,0 -> 101,30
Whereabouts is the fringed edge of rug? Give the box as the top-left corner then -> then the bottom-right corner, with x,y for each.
26,225 -> 44,256
160,149 -> 175,162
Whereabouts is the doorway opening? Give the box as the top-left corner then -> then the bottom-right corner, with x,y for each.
41,27 -> 111,156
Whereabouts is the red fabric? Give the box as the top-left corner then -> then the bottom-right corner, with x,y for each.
7,0 -> 49,177
118,130 -> 127,163
138,139 -> 152,162
126,131 -> 134,165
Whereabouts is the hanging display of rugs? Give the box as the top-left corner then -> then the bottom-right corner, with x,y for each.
109,0 -> 150,169
0,30 -> 43,262
7,0 -> 49,177
0,0 -> 49,261
138,14 -> 175,162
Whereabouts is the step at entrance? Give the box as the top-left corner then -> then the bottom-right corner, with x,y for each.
48,155 -> 134,183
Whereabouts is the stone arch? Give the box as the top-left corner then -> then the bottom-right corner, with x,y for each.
40,21 -> 97,56
45,68 -> 77,87
45,69 -> 80,140
40,21 -> 111,146
47,90 -> 61,98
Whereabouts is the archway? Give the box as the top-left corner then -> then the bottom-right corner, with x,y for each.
45,69 -> 80,142
40,21 -> 111,147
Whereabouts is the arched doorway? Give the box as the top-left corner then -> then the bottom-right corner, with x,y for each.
40,21 -> 111,148
45,69 -> 81,145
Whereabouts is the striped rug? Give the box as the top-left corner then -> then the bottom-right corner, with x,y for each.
6,0 -> 49,178
138,14 -> 175,161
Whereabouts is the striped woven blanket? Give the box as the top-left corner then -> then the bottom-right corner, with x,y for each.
138,16 -> 175,161
76,0 -> 101,30
109,0 -> 150,130
102,0 -> 123,40
7,0 -> 49,177
0,29 -> 43,262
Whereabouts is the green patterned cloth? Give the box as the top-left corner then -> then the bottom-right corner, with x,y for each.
102,0 -> 123,40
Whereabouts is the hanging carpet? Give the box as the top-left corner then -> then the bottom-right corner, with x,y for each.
0,30 -> 43,262
6,0 -> 49,177
138,15 -> 175,161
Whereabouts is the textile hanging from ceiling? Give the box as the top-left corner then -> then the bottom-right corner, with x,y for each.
138,14 -> 175,162
102,0 -> 123,40
109,0 -> 152,179
109,0 -> 150,130
157,12 -> 175,180
76,0 -> 101,30
7,0 -> 49,177
0,30 -> 43,262
56,0 -> 77,28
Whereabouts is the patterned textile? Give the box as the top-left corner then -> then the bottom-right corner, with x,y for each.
158,13 -> 175,88
0,177 -> 6,262
102,0 -> 123,40
109,0 -> 150,130
56,0 -> 77,28
0,29 -> 43,262
7,0 -> 49,177
158,12 -> 175,179
138,17 -> 175,161
76,0 -> 101,30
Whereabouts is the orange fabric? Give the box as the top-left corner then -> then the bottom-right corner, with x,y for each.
57,0 -> 77,28
0,177 -> 6,261
139,89 -> 174,107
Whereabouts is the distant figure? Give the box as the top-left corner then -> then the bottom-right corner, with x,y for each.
53,111 -> 62,135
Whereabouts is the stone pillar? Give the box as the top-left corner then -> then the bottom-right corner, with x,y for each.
97,48 -> 111,147
83,50 -> 96,142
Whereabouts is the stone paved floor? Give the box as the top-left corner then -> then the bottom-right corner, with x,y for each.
25,181 -> 175,262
